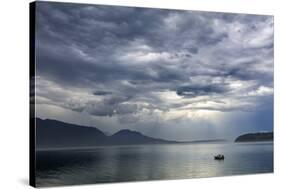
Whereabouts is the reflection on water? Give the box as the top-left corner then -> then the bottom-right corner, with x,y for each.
36,142 -> 273,187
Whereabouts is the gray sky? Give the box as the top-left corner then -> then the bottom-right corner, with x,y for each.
35,2 -> 273,141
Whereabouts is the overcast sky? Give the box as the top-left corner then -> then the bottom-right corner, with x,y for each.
35,2 -> 273,141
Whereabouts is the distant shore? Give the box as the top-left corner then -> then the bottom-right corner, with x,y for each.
235,132 -> 273,143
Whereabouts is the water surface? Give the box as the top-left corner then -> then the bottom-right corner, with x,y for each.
36,142 -> 273,187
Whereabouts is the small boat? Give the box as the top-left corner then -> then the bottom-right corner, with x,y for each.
214,154 -> 224,160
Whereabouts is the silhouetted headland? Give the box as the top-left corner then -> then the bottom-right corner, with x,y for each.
235,132 -> 273,142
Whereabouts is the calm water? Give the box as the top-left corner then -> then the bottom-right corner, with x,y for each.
36,142 -> 273,187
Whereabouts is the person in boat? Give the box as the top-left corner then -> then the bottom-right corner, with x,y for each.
214,154 -> 224,159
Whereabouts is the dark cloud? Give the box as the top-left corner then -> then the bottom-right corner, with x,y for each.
176,84 -> 229,97
187,47 -> 199,54
93,91 -> 113,96
35,2 -> 273,140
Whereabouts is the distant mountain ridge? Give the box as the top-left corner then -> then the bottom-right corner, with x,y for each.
35,118 -> 226,148
36,118 -> 107,148
109,129 -> 177,145
235,132 -> 273,142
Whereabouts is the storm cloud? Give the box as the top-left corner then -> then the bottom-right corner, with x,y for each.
35,2 -> 273,140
